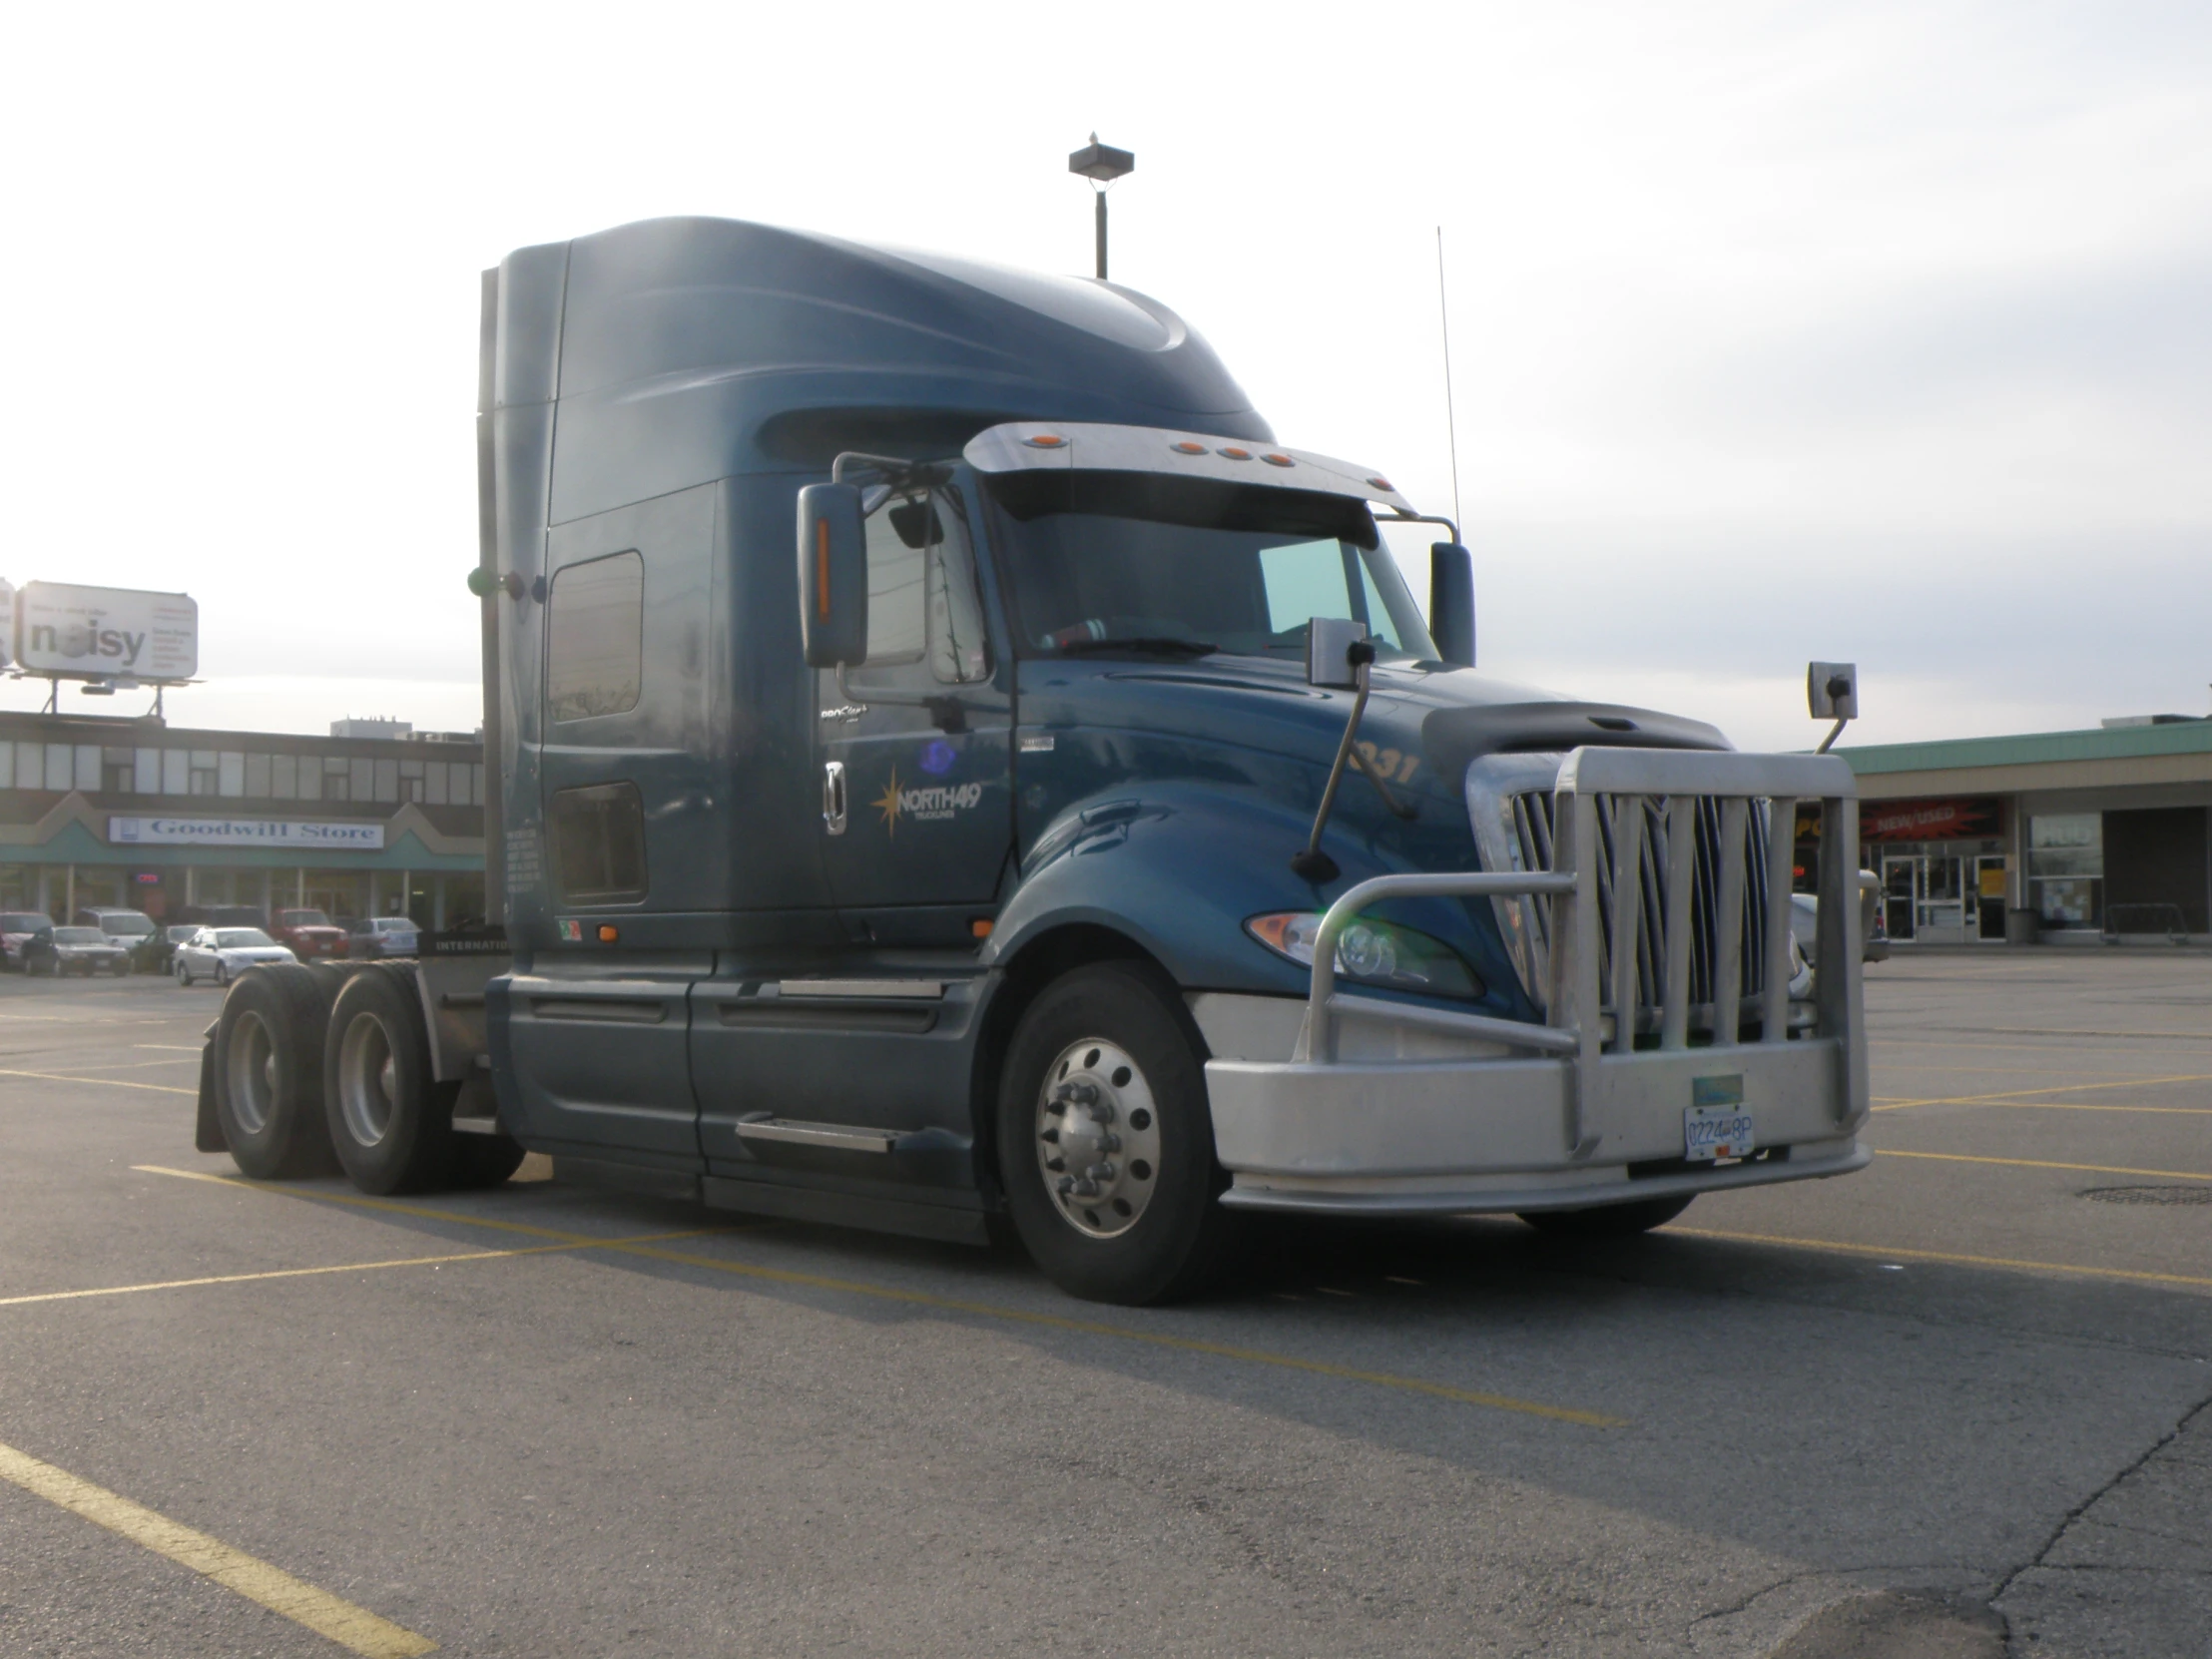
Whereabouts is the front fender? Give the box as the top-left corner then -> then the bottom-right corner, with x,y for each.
984,782 -> 1532,1018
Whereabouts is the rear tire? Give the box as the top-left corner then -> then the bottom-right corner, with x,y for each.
214,964 -> 340,1179
994,961 -> 1241,1305
1518,1195 -> 1694,1237
323,964 -> 452,1194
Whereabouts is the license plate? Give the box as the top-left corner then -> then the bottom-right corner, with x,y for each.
1684,1104 -> 1755,1162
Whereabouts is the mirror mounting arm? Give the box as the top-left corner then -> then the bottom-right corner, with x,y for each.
1292,639 -> 1382,884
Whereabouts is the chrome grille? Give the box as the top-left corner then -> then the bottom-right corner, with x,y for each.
1469,753 -> 1785,1036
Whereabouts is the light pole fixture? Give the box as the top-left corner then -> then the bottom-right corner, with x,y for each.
1068,134 -> 1134,280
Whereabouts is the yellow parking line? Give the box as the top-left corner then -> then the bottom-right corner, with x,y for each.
1877,1148 -> 2212,1183
1873,1073 -> 2212,1111
1664,1226 -> 2212,1292
1872,1038 -> 2212,1055
0,1438 -> 435,1657
1886,1099 -> 2212,1116
0,1229 -> 731,1310
39,1056 -> 201,1074
139,1166 -> 1623,1429
0,1067 -> 196,1096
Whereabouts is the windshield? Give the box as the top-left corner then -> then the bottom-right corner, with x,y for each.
98,911 -> 154,935
0,914 -> 48,931
987,472 -> 1436,663
280,910 -> 331,927
166,926 -> 198,940
216,928 -> 275,947
54,927 -> 105,944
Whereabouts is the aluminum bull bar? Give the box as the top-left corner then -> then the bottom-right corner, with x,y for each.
1287,747 -> 1865,1163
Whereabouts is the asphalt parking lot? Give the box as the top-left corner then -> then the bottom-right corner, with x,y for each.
1,953 -> 2206,1658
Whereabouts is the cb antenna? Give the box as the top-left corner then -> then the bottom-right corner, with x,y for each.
1435,227 -> 1462,529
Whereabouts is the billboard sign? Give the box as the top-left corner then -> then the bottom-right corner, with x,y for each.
16,582 -> 198,682
108,817 -> 386,850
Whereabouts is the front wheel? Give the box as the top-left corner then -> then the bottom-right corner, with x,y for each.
994,961 -> 1241,1306
214,961 -> 230,987
1518,1195 -> 1694,1237
176,960 -> 193,986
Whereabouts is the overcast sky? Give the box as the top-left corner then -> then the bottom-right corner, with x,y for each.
3,0 -> 2206,752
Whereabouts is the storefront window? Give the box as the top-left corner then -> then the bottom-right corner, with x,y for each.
2029,814 -> 2102,929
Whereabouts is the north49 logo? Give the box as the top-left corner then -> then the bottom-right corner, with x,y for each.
873,766 -> 983,834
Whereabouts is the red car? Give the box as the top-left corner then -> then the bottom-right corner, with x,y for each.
272,907 -> 349,959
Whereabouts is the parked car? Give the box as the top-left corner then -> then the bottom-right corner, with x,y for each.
176,904 -> 269,929
271,907 -> 349,960
0,911 -> 53,971
174,927 -> 296,986
345,915 -> 420,959
1790,886 -> 1891,966
75,907 -> 157,958
134,923 -> 202,975
25,925 -> 132,977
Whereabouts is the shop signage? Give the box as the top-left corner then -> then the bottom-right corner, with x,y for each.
1795,797 -> 2002,844
1862,798 -> 2000,843
16,582 -> 198,682
107,817 -> 385,850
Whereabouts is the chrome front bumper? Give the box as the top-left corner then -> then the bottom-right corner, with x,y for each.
1206,1037 -> 1869,1215
1201,746 -> 1871,1218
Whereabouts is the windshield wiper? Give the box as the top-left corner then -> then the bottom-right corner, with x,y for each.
1047,637 -> 1219,659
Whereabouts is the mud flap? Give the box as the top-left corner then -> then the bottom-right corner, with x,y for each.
194,1038 -> 227,1153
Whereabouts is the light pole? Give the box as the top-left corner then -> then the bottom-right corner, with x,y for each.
1067,134 -> 1134,280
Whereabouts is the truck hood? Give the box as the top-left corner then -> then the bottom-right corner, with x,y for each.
1020,654 -> 1730,804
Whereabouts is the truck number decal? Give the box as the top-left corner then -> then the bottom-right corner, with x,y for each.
1356,742 -> 1420,786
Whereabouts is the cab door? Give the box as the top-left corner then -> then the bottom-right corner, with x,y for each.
817,476 -> 1012,946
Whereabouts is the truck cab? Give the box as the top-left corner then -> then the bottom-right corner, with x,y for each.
200,217 -> 1868,1306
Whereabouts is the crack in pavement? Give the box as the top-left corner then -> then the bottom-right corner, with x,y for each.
1992,1390 -> 2212,1614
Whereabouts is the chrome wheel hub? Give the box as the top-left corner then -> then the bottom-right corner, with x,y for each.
336,1011 -> 398,1149
1034,1038 -> 1162,1240
226,1010 -> 276,1135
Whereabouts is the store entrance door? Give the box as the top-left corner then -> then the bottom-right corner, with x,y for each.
1918,854 -> 1970,942
1884,856 -> 1922,941
1972,855 -> 2007,942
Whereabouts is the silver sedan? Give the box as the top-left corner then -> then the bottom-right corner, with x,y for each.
175,927 -> 297,986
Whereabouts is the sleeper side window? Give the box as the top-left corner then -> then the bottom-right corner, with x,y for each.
859,487 -> 988,683
546,550 -> 644,722
549,782 -> 648,904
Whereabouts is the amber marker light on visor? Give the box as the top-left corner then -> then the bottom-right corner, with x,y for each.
970,917 -> 994,938
1262,453 -> 1294,467
598,924 -> 619,943
1024,433 -> 1067,447
1170,440 -> 1207,454
1218,446 -> 1253,460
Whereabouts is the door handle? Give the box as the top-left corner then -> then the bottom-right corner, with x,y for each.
823,760 -> 846,835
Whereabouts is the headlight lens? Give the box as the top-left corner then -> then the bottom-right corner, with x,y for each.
1245,912 -> 1485,1000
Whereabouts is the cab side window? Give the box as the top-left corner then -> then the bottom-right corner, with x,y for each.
546,550 -> 644,722
860,488 -> 987,684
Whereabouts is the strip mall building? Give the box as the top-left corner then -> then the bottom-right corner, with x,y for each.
1818,719 -> 2212,944
0,711 -> 485,926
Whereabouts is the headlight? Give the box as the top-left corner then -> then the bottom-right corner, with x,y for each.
1245,911 -> 1486,1000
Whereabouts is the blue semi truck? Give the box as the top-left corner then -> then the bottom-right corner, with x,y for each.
196,217 -> 1869,1304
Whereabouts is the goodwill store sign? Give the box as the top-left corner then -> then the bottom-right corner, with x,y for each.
108,817 -> 385,850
